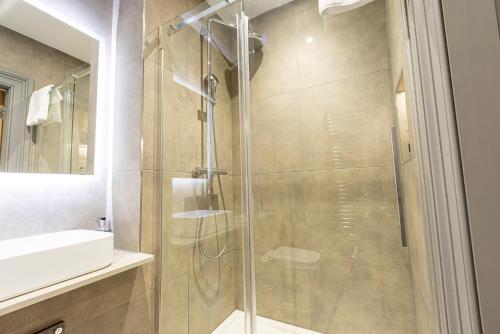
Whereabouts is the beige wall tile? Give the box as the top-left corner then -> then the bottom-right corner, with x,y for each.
294,0 -> 390,89
161,69 -> 203,173
0,269 -> 154,334
141,170 -> 155,254
160,274 -> 189,334
74,291 -> 155,334
329,265 -> 415,334
255,251 -> 315,328
188,254 -> 237,334
250,11 -> 298,99
74,268 -> 153,327
251,166 -> 409,329
386,0 -> 406,89
0,293 -> 75,334
309,259 -> 350,333
232,250 -> 244,310
297,70 -> 395,170
141,170 -> 159,293
401,160 -> 433,308
356,207 -> 410,270
251,93 -> 303,173
160,171 -> 191,282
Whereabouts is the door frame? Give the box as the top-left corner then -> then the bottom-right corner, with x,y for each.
401,0 -> 482,333
439,0 -> 500,332
0,68 -> 33,172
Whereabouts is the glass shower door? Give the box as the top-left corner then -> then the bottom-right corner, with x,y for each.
155,1 -> 256,333
243,0 -> 417,333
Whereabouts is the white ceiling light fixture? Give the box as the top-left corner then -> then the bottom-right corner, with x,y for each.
319,0 -> 375,16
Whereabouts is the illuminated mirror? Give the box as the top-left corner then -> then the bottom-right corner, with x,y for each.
0,1 -> 100,174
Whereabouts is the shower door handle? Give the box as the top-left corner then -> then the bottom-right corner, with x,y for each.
390,127 -> 408,247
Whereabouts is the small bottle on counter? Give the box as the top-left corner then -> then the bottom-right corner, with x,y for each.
96,217 -> 112,232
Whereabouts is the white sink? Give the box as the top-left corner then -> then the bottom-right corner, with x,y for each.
0,229 -> 113,302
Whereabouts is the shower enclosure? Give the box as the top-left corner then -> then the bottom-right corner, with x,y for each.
145,0 -> 434,333
32,65 -> 91,174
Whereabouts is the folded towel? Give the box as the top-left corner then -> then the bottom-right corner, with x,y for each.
26,85 -> 52,126
26,85 -> 63,126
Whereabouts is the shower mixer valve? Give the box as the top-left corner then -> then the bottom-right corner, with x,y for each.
192,166 -> 228,178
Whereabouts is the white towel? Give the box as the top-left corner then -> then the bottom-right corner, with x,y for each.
26,85 -> 63,126
26,85 -> 53,126
47,88 -> 63,124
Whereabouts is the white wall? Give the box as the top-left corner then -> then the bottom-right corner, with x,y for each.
112,0 -> 145,250
0,0 -> 114,241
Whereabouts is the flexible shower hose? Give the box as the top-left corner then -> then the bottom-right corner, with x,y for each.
197,108 -> 231,260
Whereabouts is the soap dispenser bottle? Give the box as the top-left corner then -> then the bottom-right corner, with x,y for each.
96,217 -> 112,232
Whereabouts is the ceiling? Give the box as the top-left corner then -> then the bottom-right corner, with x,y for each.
244,0 -> 295,18
0,0 -> 96,62
206,0 -> 296,23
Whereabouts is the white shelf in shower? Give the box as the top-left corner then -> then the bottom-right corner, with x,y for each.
172,209 -> 231,219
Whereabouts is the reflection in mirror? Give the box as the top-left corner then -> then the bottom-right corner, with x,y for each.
0,2 -> 98,174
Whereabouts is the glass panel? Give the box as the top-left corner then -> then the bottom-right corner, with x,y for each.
32,65 -> 91,174
155,1 -> 250,333
242,0 -> 433,333
151,0 -> 437,333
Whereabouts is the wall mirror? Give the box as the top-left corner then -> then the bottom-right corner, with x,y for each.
0,1 -> 99,174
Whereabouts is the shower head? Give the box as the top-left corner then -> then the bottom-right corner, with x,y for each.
204,73 -> 219,103
208,18 -> 266,56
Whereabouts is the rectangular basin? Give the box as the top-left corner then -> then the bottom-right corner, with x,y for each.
0,230 -> 113,302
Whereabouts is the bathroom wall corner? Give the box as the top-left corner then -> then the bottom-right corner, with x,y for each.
111,0 -> 145,251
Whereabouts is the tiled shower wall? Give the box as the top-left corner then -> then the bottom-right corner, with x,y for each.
246,0 -> 416,332
142,1 -> 240,333
385,0 -> 435,332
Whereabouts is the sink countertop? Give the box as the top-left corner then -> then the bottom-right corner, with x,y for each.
0,250 -> 153,317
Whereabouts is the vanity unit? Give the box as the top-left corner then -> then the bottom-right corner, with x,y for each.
0,230 -> 153,317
